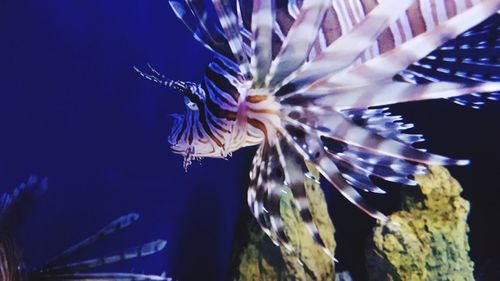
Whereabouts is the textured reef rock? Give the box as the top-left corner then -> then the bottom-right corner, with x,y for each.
366,166 -> 474,281
232,164 -> 337,281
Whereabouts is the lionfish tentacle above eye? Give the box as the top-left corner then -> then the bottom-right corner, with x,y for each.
149,0 -> 500,256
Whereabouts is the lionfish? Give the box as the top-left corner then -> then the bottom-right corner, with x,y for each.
135,0 -> 499,258
0,177 -> 171,281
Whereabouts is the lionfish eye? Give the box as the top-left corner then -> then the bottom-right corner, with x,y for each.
184,96 -> 199,110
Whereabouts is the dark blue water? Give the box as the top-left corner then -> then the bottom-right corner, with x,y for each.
1,1 -> 499,280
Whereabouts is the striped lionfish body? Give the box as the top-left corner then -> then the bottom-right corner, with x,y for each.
0,178 -> 171,281
136,0 -> 500,257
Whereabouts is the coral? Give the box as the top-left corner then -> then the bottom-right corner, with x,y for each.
366,166 -> 474,281
232,164 -> 336,281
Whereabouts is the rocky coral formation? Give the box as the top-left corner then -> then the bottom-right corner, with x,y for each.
366,166 -> 474,281
232,164 -> 336,281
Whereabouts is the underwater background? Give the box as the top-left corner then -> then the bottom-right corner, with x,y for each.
1,1 -> 499,280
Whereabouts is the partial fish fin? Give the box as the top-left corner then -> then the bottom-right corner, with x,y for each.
250,0 -> 275,86
284,81 -> 500,109
39,240 -> 167,275
323,137 -> 424,187
211,0 -> 251,78
283,107 -> 468,166
264,139 -> 292,250
39,213 -> 140,270
266,0 -> 329,88
281,123 -> 388,222
275,137 -> 336,260
341,108 -> 424,145
323,1 -> 499,88
0,176 -> 47,228
38,272 -> 171,281
276,0 -> 414,95
168,0 -> 235,61
247,144 -> 273,238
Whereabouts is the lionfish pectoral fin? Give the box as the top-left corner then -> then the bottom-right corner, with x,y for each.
39,213 -> 140,271
38,240 -> 167,276
282,123 -> 388,222
285,108 -> 468,166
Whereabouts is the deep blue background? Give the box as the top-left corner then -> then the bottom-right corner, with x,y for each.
0,1 -> 499,280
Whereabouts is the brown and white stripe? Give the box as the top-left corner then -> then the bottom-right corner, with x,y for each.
321,0 -> 500,86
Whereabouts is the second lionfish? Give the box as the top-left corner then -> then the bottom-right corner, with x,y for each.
0,177 -> 171,281
136,0 -> 500,258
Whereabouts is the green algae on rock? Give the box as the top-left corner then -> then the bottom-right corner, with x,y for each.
232,164 -> 336,281
366,166 -> 474,281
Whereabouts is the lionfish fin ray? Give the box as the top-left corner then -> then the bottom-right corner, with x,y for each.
0,176 -> 47,227
282,123 -> 388,222
39,213 -> 140,270
277,0 -> 414,95
39,240 -> 167,275
275,137 -> 334,257
211,0 -> 251,78
265,0 -> 330,88
250,0 -> 275,86
284,108 -> 468,166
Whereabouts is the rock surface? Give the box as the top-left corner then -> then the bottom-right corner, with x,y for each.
232,164 -> 336,281
366,166 -> 474,281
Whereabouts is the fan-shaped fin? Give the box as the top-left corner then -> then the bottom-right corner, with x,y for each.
281,123 -> 388,222
284,108 -> 468,166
